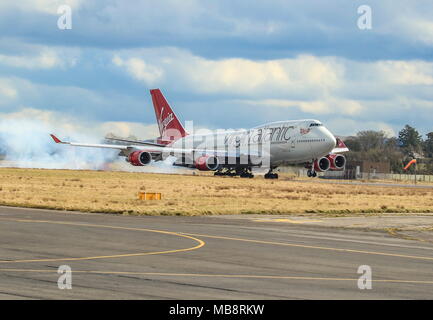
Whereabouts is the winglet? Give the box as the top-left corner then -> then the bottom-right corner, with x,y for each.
50,134 -> 63,144
331,137 -> 349,153
336,138 -> 348,150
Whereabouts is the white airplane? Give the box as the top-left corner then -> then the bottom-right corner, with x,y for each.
50,89 -> 348,179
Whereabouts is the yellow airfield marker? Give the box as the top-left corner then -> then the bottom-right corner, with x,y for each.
138,192 -> 162,200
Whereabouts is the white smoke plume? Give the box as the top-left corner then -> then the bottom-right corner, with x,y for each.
112,155 -> 192,174
0,109 -> 191,174
0,117 -> 118,170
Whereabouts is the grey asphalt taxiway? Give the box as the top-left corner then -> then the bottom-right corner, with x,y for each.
1,206 -> 433,299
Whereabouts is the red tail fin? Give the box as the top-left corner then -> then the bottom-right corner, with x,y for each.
150,89 -> 188,144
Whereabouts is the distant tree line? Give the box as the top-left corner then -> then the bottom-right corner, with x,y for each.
344,125 -> 433,174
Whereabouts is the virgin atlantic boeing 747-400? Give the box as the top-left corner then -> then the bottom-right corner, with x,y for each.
50,89 -> 348,179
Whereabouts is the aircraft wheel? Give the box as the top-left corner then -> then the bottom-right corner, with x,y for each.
240,171 -> 254,178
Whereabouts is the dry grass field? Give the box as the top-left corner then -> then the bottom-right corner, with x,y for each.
0,167 -> 432,216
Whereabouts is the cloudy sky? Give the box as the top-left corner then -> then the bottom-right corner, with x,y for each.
1,0 -> 433,139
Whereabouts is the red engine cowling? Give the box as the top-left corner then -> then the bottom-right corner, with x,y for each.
327,154 -> 346,170
314,157 -> 331,172
128,151 -> 152,166
195,155 -> 220,171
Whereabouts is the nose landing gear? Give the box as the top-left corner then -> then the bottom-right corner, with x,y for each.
307,169 -> 317,177
306,161 -> 317,177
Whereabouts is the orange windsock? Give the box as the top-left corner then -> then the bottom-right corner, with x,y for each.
403,159 -> 417,170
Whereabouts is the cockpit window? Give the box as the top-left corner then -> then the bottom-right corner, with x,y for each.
309,123 -> 322,127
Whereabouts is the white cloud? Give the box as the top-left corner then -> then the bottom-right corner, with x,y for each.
112,48 -> 343,95
0,0 -> 84,14
113,56 -> 163,85
109,47 -> 433,130
398,17 -> 433,47
0,79 -> 18,100
109,49 -> 431,102
241,97 -> 363,116
100,121 -> 159,140
187,55 -> 342,94
374,60 -> 433,85
0,50 -> 59,69
326,118 -> 397,137
0,46 -> 79,69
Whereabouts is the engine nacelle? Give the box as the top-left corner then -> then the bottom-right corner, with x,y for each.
314,157 -> 331,172
327,154 -> 346,170
195,155 -> 220,171
128,151 -> 152,166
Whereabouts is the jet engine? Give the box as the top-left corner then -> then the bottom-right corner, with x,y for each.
313,157 -> 331,172
327,154 -> 346,170
195,155 -> 220,171
127,151 -> 152,166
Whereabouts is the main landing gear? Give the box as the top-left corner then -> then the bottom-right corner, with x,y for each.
264,168 -> 278,179
214,169 -> 236,177
239,170 -> 254,178
214,168 -> 254,178
214,167 -> 279,179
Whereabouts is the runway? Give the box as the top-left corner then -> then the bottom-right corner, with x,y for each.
0,206 -> 433,299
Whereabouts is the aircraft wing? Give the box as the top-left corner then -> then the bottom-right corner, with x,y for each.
50,134 -> 130,150
50,134 -> 267,159
104,137 -> 167,147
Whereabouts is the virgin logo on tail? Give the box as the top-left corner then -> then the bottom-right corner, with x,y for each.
159,107 -> 165,124
160,112 -> 174,134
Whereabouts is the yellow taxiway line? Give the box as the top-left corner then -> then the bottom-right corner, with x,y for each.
180,232 -> 433,261
0,218 -> 205,263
